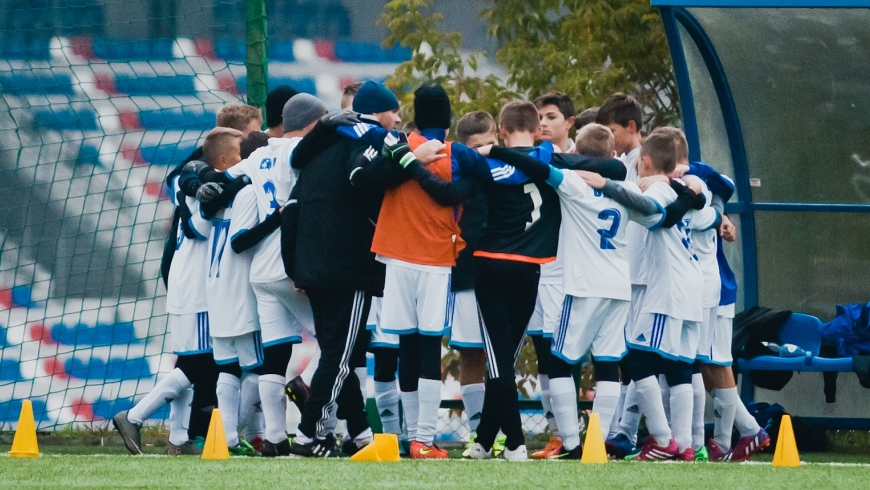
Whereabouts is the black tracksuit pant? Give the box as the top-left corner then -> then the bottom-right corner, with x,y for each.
298,288 -> 372,440
473,257 -> 540,451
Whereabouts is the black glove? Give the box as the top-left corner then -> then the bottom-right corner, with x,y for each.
196,182 -> 222,203
320,109 -> 363,127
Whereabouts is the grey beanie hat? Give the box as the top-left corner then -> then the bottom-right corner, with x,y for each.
283,93 -> 328,132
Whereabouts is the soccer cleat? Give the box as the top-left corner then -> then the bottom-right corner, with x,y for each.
410,440 -> 449,459
632,438 -> 680,461
165,440 -> 203,456
229,439 -> 260,457
677,447 -> 696,462
261,438 -> 292,457
695,445 -> 709,462
192,436 -> 206,450
284,376 -> 311,413
112,411 -> 144,455
706,440 -> 730,462
531,435 -> 562,459
493,434 -> 507,458
605,433 -> 635,460
341,438 -> 372,457
248,435 -> 264,453
466,442 -> 493,460
462,433 -> 478,458
399,439 -> 411,457
500,444 -> 528,461
547,444 -> 582,460
288,434 -> 340,458
729,428 -> 770,462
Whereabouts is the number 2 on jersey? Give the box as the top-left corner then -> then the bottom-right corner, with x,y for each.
597,208 -> 621,249
263,180 -> 279,210
523,183 -> 543,230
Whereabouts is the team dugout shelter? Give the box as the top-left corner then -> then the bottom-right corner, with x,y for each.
652,0 -> 870,425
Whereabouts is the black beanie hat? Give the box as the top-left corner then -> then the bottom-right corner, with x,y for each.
266,85 -> 300,128
413,83 -> 451,130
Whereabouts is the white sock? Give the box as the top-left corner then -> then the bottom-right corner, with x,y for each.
128,368 -> 191,425
549,377 -> 580,451
692,373 -> 706,450
713,388 -> 737,451
415,379 -> 442,445
353,427 -> 374,447
374,381 -> 401,434
168,387 -> 193,446
607,384 -> 627,439
724,387 -> 761,436
592,381 -> 621,441
216,372 -> 241,447
460,383 -> 486,433
539,374 -> 560,439
239,372 -> 261,441
259,374 -> 288,444
400,390 -> 419,441
634,376 -> 672,446
355,367 -> 368,399
669,383 -> 693,452
618,382 -> 642,446
659,375 -> 671,422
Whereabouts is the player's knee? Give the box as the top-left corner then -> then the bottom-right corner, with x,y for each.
373,348 -> 399,383
625,349 -> 659,382
661,359 -> 692,386
419,335 -> 442,380
548,355 -> 573,379
692,359 -> 702,375
592,359 -> 620,382
255,344 -> 293,376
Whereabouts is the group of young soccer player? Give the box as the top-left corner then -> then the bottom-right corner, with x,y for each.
112,79 -> 770,462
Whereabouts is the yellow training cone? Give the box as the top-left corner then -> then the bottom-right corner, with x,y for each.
580,412 -> 608,464
772,414 -> 800,467
201,409 -> 230,460
350,434 -> 401,462
9,400 -> 39,458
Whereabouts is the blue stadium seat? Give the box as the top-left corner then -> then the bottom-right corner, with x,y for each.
0,325 -> 7,348
91,38 -> 175,61
269,40 -> 296,62
114,75 -> 197,96
138,108 -> 215,131
66,357 -> 152,380
51,322 -> 137,347
10,285 -> 33,307
33,108 -> 99,131
213,39 -> 246,63
737,313 -> 854,372
0,359 -> 21,381
0,37 -> 52,60
235,76 -> 316,96
92,397 -> 168,420
76,144 -> 101,167
334,41 -> 411,63
139,143 -> 200,165
0,73 -> 75,96
0,399 -> 50,422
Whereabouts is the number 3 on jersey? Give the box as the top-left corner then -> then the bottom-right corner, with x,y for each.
597,208 -> 621,249
524,183 -> 543,230
262,180 -> 279,210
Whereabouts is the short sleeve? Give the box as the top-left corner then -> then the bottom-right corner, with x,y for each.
556,170 -> 592,199
631,181 -> 673,229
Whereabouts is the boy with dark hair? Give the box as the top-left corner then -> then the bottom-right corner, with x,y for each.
265,86 -> 300,137
575,106 -> 599,131
596,93 -> 644,175
534,92 -> 576,153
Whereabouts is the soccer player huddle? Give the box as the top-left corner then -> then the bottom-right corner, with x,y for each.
113,80 -> 770,462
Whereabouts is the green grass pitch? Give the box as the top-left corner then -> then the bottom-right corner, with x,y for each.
2,446 -> 870,489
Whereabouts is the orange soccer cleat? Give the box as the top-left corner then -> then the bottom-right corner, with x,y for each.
531,435 -> 562,459
410,440 -> 449,459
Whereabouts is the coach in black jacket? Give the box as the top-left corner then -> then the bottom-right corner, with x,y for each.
281,107 -> 409,456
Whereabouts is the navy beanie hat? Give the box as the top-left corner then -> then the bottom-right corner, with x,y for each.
414,83 -> 451,130
352,81 -> 399,114
266,85 -> 300,128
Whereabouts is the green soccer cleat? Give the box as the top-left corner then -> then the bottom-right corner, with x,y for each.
492,434 -> 507,458
695,445 -> 709,462
462,433 -> 478,459
229,440 -> 260,457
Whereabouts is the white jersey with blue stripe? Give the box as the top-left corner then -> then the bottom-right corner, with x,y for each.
166,177 -> 212,315
205,186 -> 261,337
225,136 -> 301,283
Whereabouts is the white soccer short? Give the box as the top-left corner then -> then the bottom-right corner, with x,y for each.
212,331 -> 264,370
379,261 -> 451,336
696,307 -> 717,360
704,304 -> 735,366
447,290 -> 483,349
552,296 -> 629,363
169,312 -> 212,355
367,297 -> 399,349
526,283 -> 564,338
252,279 -> 314,346
627,312 -> 700,363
